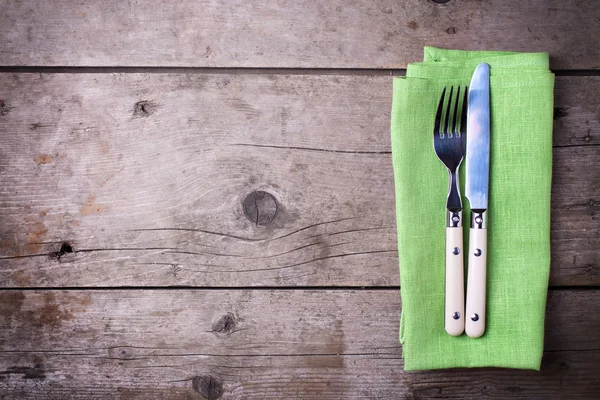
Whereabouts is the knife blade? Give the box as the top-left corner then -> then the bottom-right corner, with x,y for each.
465,62 -> 490,338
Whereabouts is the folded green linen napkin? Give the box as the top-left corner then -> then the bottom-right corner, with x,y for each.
391,47 -> 554,371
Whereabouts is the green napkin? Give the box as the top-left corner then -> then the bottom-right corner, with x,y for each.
391,47 -> 554,371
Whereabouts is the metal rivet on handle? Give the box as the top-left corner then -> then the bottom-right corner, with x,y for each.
452,247 -> 460,255
474,248 -> 482,257
471,313 -> 479,321
452,312 -> 460,320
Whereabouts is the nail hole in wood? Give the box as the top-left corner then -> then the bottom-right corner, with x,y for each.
559,361 -> 569,371
48,242 -> 74,261
114,348 -> 135,360
242,190 -> 278,226
432,0 -> 451,3
192,375 -> 223,400
446,27 -> 457,34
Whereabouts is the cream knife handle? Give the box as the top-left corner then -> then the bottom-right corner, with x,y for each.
445,226 -> 465,336
466,227 -> 487,338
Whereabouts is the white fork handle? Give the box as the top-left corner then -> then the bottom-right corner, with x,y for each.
445,226 -> 464,336
465,228 -> 487,338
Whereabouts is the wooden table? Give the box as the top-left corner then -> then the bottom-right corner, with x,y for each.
0,1 -> 598,398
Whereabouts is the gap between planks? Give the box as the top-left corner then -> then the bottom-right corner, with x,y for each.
0,286 -> 596,292
0,66 -> 599,76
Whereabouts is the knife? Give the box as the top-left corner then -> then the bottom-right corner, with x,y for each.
465,63 -> 490,338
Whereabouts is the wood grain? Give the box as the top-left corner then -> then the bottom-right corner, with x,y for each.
0,74 -> 597,287
1,1 -> 598,398
553,76 -> 600,147
0,289 -> 597,399
0,0 -> 598,69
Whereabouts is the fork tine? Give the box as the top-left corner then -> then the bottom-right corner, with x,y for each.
434,87 -> 446,135
460,86 -> 468,136
444,86 -> 454,137
452,86 -> 461,137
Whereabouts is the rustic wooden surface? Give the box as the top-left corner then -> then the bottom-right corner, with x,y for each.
0,290 -> 598,399
0,74 -> 597,288
0,0 -> 599,398
0,0 -> 599,69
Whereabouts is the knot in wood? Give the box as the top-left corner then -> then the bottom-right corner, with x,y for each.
48,242 -> 74,261
243,191 -> 278,226
133,100 -> 157,117
212,312 -> 237,334
0,99 -> 11,116
192,375 -> 223,399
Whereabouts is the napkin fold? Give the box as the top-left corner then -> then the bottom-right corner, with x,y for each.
391,47 -> 554,371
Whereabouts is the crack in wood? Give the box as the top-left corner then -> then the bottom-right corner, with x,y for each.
129,217 -> 359,244
210,250 -> 397,273
231,143 -> 392,155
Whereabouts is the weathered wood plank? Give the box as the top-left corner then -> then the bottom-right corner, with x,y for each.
0,289 -> 598,399
0,0 -> 598,69
553,76 -> 600,147
0,74 -> 598,287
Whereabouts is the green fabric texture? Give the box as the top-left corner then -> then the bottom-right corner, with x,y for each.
391,47 -> 554,371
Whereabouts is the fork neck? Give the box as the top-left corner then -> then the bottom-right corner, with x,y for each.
446,169 -> 463,227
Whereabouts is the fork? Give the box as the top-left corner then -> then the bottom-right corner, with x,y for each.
433,86 -> 468,336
